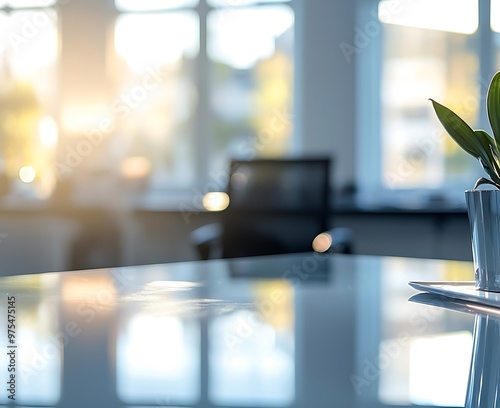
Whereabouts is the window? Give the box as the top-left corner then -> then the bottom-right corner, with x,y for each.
0,0 -> 294,205
112,9 -> 199,190
358,0 -> 498,207
0,0 -> 58,201
110,0 -> 294,204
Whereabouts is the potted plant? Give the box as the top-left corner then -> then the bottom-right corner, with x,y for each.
431,71 -> 500,292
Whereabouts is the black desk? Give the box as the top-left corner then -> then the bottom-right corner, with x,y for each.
0,253 -> 482,407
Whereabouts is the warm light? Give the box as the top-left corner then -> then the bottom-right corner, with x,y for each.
312,232 -> 332,253
39,116 -> 58,148
61,104 -> 111,133
120,156 -> 152,179
19,166 -> 36,183
61,275 -> 117,314
379,0 -> 478,34
203,192 -> 230,211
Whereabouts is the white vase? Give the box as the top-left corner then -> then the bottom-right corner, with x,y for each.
465,190 -> 500,292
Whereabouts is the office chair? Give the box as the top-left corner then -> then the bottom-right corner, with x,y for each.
190,158 -> 353,260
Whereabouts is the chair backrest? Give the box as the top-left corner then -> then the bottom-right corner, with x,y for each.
221,158 -> 331,258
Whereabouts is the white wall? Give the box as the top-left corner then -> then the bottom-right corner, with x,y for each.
295,0 -> 357,191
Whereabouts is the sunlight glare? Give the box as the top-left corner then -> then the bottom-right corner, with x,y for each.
379,0 -> 478,34
114,13 -> 199,75
408,332 -> 471,406
8,11 -> 58,78
8,0 -> 56,6
39,116 -> 58,148
491,0 -> 500,32
208,6 -> 293,69
115,0 -> 197,11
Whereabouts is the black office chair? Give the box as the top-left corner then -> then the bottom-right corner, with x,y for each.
190,158 -> 353,260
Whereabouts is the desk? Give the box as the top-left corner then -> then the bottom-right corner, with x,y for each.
0,253 -> 481,407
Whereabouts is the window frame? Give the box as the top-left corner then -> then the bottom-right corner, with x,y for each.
356,0 -> 496,208
112,0 -> 296,203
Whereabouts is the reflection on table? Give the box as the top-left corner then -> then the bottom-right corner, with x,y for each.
410,292 -> 500,408
0,253 -> 479,407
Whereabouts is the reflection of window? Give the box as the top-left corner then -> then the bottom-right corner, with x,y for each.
117,314 -> 200,405
358,0 -> 496,206
112,0 -> 293,197
376,258 -> 472,406
0,278 -> 61,406
408,332 -> 472,406
208,281 -> 295,407
0,1 -> 58,200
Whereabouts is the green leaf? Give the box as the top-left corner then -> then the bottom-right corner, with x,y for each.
430,99 -> 482,159
474,177 -> 500,190
473,130 -> 500,184
487,71 -> 500,147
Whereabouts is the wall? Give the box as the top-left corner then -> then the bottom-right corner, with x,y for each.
295,0 -> 357,191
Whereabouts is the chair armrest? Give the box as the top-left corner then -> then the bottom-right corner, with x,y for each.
324,227 -> 354,254
190,223 -> 222,260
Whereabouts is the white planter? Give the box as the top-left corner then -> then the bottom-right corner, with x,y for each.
465,189 -> 500,292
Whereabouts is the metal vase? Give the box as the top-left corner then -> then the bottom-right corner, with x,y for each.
465,190 -> 500,292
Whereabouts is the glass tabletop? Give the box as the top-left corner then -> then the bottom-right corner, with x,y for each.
0,252 -> 480,407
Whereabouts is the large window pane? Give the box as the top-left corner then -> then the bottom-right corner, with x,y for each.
115,0 -> 198,11
0,8 -> 58,200
379,0 -> 478,34
112,12 -> 198,191
3,0 -> 56,6
208,0 -> 290,6
491,0 -> 500,70
207,5 -> 294,173
379,0 -> 479,191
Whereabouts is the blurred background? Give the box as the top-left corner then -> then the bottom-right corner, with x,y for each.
0,0 -> 496,275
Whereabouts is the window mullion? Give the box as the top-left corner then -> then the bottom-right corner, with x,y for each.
478,0 -> 493,130
194,0 -> 211,192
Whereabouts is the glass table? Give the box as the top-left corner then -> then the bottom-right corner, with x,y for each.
0,252 -> 487,407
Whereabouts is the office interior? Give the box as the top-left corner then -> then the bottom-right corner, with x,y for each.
0,0 -> 486,277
